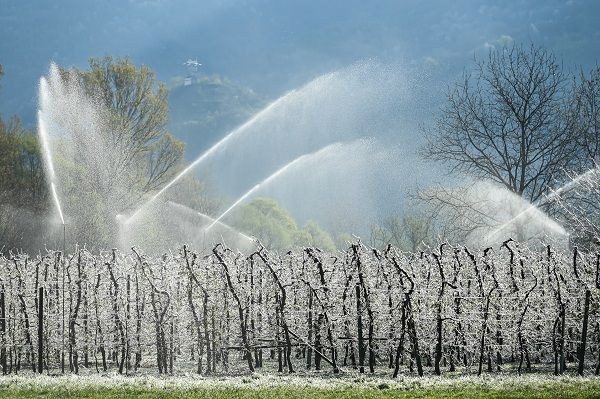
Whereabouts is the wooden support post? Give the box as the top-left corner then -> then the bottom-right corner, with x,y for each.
0,289 -> 6,374
38,287 -> 44,374
356,284 -> 365,373
578,290 -> 591,376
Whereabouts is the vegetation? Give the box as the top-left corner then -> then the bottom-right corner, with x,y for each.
558,66 -> 600,245
369,210 -> 435,252
1,242 -> 598,377
168,74 -> 263,158
2,2 -> 600,396
2,44 -> 600,253
0,59 -> 333,253
35,57 -> 188,248
423,44 -> 581,203
76,57 -> 184,194
0,65 -> 48,251
1,376 -> 600,399
232,197 -> 336,251
387,44 -> 600,247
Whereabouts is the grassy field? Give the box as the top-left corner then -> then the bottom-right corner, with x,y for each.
1,374 -> 599,398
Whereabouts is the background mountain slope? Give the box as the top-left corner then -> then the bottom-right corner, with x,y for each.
167,75 -> 264,158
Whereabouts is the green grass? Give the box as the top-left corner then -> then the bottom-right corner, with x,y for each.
2,385 -> 600,399
1,376 -> 599,399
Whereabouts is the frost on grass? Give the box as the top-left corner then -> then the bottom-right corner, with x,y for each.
1,373 -> 599,393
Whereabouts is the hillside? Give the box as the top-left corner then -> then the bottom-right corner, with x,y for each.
168,75 -> 264,159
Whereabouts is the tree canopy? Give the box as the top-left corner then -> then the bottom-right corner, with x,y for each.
0,66 -> 48,252
231,197 -> 335,251
72,56 -> 184,195
42,57 -> 189,247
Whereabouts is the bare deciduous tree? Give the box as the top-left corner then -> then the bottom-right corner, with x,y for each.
422,44 -> 577,203
369,210 -> 435,251
571,67 -> 600,166
544,67 -> 600,247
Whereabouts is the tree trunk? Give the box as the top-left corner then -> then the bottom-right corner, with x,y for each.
578,290 -> 591,376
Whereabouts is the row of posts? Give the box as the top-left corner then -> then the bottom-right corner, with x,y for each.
0,286 -> 595,375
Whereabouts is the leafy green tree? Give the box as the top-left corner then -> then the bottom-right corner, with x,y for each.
301,220 -> 336,251
0,67 -> 48,251
48,57 -> 189,247
232,197 -> 299,250
231,197 -> 335,250
72,56 -> 184,195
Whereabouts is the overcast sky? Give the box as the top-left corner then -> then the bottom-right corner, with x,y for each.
1,0 -> 599,122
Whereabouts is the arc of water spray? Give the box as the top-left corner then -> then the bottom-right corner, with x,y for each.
38,80 -> 65,225
50,182 -> 65,225
167,201 -> 255,243
205,184 -> 260,231
124,90 -> 296,225
204,142 -> 345,233
486,168 -> 598,240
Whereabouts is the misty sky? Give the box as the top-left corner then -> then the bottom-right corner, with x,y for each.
1,0 -> 599,123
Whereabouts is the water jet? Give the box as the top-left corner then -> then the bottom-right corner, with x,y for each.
485,168 -> 599,242
205,142 -> 350,232
125,90 -> 296,225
